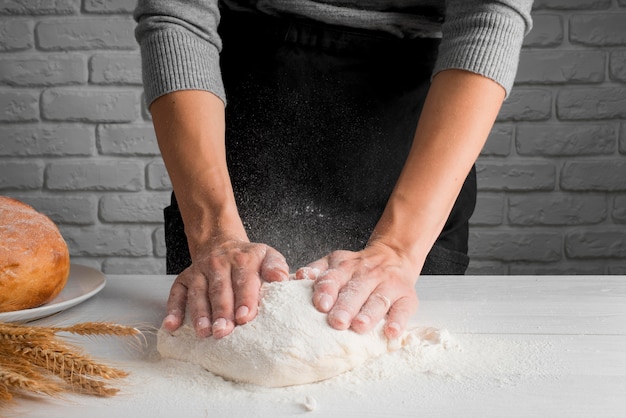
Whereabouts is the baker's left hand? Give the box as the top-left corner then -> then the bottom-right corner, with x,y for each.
295,242 -> 421,339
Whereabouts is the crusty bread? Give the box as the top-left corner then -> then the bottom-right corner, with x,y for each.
0,196 -> 70,313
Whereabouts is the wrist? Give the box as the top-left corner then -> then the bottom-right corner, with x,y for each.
180,198 -> 248,259
368,196 -> 444,274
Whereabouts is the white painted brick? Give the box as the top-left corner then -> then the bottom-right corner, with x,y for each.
0,124 -> 95,156
481,125 -> 512,156
516,123 -> 615,156
570,14 -> 626,46
522,14 -> 563,48
466,261 -> 508,275
90,52 -> 142,85
0,0 -> 79,14
0,19 -> 34,51
508,193 -> 607,225
141,93 -> 152,120
10,194 -> 97,224
97,123 -> 159,155
36,16 -> 136,50
69,258 -> 103,271
533,0 -> 611,9
153,226 -> 166,257
0,161 -> 44,190
469,230 -> 562,262
83,0 -> 136,14
102,257 -> 165,275
609,265 -> 626,274
0,4 -> 624,273
0,54 -> 86,86
61,225 -> 152,257
566,229 -> 626,259
561,161 -> 626,191
41,88 -> 139,122
46,160 -> 144,191
476,162 -> 556,191
557,87 -> 626,120
516,50 -> 605,84
497,89 -> 552,121
146,160 -> 172,190
510,263 -> 606,275
609,51 -> 626,82
471,193 -> 504,226
613,195 -> 626,223
99,193 -> 170,223
0,90 -> 39,122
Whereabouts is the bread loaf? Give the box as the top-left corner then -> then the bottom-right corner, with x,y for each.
0,196 -> 70,312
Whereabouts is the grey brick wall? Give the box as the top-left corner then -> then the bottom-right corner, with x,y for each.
1,0 -> 625,275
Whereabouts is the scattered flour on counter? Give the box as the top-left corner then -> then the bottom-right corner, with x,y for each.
110,323 -> 560,416
78,281 -> 561,416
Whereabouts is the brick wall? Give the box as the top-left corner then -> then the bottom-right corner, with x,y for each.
0,1 -> 625,275
470,0 -> 626,275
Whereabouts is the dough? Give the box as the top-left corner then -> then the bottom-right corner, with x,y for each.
0,196 -> 70,312
157,279 -> 406,387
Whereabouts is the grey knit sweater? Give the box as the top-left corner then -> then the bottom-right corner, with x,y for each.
134,0 -> 534,106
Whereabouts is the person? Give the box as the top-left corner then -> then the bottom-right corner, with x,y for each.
134,0 -> 534,340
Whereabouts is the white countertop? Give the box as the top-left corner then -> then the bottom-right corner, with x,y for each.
7,274 -> 626,418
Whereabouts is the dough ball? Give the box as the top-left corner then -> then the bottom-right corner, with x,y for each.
157,279 -> 405,387
0,196 -> 70,312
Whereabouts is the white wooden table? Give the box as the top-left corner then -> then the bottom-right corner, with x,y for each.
8,274 -> 626,418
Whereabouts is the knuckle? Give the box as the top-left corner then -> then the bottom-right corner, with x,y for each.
208,273 -> 226,292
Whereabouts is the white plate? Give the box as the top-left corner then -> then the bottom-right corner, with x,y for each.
0,264 -> 106,323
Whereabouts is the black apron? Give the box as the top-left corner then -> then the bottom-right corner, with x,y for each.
164,7 -> 477,275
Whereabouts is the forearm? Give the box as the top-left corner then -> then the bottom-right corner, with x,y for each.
150,90 -> 246,258
370,69 -> 505,270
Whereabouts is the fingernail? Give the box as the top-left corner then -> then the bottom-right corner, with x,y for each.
212,317 -> 227,332
355,313 -> 371,326
387,321 -> 401,337
196,316 -> 210,331
331,310 -> 351,327
162,314 -> 176,327
236,305 -> 249,321
318,293 -> 333,312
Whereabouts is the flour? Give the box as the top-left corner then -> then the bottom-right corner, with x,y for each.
157,279 -> 404,387
124,325 -> 558,416
67,282 -> 561,417
144,279 -> 560,415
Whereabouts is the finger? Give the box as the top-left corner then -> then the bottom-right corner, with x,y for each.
206,263 -> 235,339
350,291 -> 392,334
180,269 -> 212,338
162,280 -> 188,333
260,247 -> 290,283
232,265 -> 262,326
311,268 -> 347,313
294,266 -> 322,281
384,293 -> 419,339
295,258 -> 328,280
327,277 -> 376,331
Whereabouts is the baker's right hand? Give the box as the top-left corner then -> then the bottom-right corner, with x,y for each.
161,239 -> 289,339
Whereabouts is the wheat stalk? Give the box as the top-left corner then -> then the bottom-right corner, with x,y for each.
0,321 -> 140,405
50,322 -> 140,338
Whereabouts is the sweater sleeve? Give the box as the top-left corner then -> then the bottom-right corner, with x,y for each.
433,0 -> 534,98
133,0 -> 225,107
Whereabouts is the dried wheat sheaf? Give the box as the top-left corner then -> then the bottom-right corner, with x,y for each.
0,321 -> 140,404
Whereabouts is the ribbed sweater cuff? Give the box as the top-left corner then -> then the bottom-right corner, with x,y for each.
139,29 -> 225,107
433,11 -> 526,98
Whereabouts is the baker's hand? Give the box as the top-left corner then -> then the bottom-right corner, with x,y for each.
162,239 -> 289,339
295,242 -> 421,339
